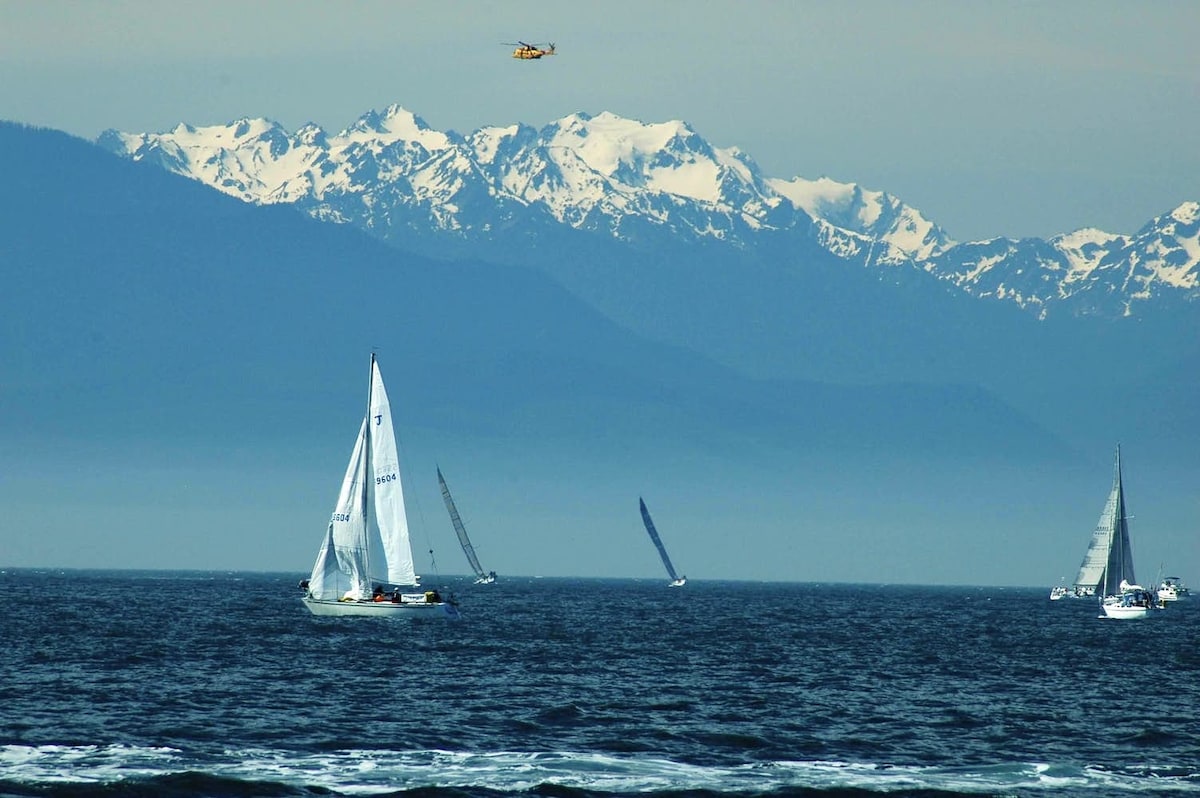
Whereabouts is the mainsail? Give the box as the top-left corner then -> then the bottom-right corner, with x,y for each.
1073,446 -> 1134,595
365,359 -> 416,587
438,467 -> 487,581
639,497 -> 680,582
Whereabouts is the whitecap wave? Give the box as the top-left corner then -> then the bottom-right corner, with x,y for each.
2,744 -> 1197,794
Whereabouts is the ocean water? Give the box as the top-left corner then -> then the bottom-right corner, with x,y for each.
1,571 -> 1197,797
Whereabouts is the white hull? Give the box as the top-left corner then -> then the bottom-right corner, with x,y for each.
475,575 -> 497,584
669,578 -> 687,587
303,596 -> 458,618
1157,580 -> 1188,602
1101,602 -> 1151,620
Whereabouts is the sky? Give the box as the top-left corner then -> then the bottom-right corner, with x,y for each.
1,0 -> 1197,242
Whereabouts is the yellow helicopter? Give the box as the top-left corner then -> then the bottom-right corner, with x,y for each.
504,41 -> 556,60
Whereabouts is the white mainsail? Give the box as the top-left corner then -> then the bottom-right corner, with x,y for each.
365,359 -> 416,587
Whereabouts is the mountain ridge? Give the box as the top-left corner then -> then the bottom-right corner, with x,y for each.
99,105 -> 1198,319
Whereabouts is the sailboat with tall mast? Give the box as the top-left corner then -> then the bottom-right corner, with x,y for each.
299,354 -> 457,618
438,467 -> 496,584
1075,446 -> 1156,619
639,497 -> 686,587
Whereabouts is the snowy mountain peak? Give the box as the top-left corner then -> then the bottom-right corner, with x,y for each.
545,112 -> 704,180
341,104 -> 452,150
1170,200 -> 1199,226
295,122 -> 327,147
768,175 -> 953,261
467,123 -> 536,165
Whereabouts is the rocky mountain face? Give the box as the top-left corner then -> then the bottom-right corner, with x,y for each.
99,105 -> 1198,319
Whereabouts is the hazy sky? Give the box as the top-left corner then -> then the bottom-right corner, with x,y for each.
2,0 -> 1197,241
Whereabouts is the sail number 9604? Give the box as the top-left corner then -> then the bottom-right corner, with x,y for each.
376,473 -> 398,485
331,513 -> 352,522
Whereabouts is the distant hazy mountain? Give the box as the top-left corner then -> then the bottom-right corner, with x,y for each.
100,105 -> 1198,319
1,120 -> 1060,467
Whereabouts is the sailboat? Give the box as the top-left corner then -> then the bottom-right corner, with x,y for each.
639,497 -> 686,587
1074,446 -> 1156,620
437,466 -> 496,584
300,354 -> 458,618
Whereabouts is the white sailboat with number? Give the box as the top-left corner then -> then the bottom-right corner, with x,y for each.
300,354 -> 458,618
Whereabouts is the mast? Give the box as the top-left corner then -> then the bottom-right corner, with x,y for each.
361,353 -> 375,585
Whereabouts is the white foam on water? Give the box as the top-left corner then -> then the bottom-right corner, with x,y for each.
0,744 -> 184,784
2,745 -> 1197,794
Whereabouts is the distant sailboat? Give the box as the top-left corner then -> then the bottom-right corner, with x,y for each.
639,497 -> 686,587
299,354 -> 457,618
1078,446 -> 1157,619
438,467 -> 496,584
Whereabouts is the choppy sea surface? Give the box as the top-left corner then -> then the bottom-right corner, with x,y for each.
1,570 -> 1197,797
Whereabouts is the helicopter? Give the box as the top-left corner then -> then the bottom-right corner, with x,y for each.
504,41 -> 556,60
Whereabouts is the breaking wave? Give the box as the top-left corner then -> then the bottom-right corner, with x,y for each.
3,744 -> 1198,797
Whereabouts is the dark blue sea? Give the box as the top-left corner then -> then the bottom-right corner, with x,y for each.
2,571 -> 1198,797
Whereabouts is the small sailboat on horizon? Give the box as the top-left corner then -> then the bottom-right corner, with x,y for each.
438,466 -> 496,584
299,354 -> 458,618
639,497 -> 686,587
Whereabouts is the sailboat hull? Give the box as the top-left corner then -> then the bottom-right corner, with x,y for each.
302,596 -> 458,618
1100,603 -> 1151,620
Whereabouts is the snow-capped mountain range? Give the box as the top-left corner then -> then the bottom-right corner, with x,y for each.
99,105 -> 1198,318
